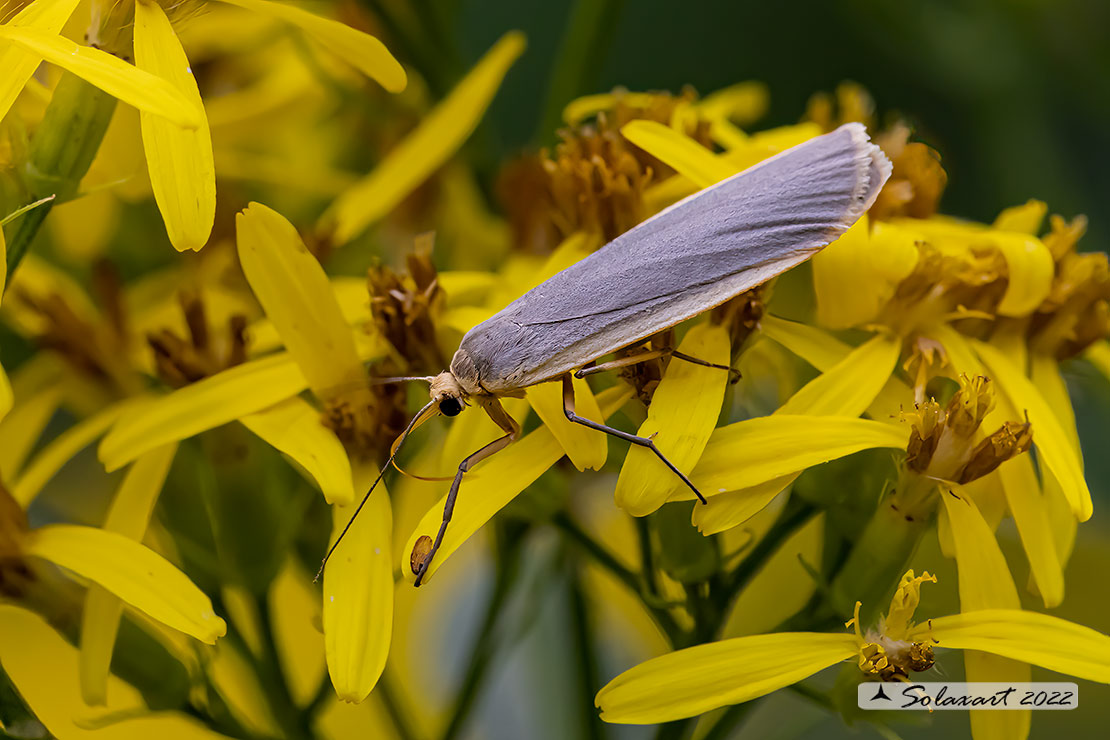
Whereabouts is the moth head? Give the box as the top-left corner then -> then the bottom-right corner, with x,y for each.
429,371 -> 467,416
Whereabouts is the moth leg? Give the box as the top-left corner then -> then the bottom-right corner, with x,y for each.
560,374 -> 707,504
574,348 -> 739,383
573,348 -> 670,378
413,396 -> 520,587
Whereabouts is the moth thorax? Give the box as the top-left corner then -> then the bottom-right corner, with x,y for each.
447,349 -> 483,395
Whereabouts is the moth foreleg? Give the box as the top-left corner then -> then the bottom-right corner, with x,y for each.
412,396 -> 519,587
559,374 -> 707,504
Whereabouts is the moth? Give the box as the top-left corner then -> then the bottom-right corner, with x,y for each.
318,122 -> 892,585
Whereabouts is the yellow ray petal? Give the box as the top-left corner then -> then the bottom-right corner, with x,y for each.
208,640 -> 281,736
1030,353 -> 1079,451
81,443 -> 178,706
0,0 -> 81,124
24,525 -> 226,643
0,605 -> 235,739
694,81 -> 768,127
0,26 -> 201,128
965,650 -> 1031,740
685,416 -> 907,499
526,376 -> 607,472
972,339 -> 1091,520
239,397 -> 354,505
595,632 -> 858,724
324,470 -> 393,702
562,91 -> 657,126
720,511 -> 823,638
993,200 -> 1046,235
12,402 -> 125,507
237,203 -> 364,400
0,385 -> 62,479
270,559 -> 326,707
777,332 -> 901,417
939,487 -> 1020,611
621,120 -> 738,188
1084,341 -> 1110,382
404,386 -> 630,584
99,352 -> 306,471
216,0 -> 405,93
615,323 -> 730,516
133,0 -> 215,252
996,451 -> 1064,608
991,232 -> 1054,317
692,474 -> 797,535
813,218 -> 919,329
916,609 -> 1110,683
759,314 -> 852,373
321,32 -> 524,244
0,364 -> 10,423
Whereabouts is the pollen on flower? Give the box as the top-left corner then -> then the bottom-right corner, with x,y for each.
852,570 -> 939,680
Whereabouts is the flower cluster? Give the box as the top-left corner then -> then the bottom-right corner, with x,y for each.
0,5 -> 1108,740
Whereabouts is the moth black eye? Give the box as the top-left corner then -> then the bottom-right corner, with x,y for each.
439,397 -> 463,417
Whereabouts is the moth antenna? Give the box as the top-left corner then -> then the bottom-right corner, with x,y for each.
314,398 -> 438,583
367,375 -> 436,385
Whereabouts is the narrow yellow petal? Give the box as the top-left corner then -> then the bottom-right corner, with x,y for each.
813,218 -> 919,329
616,323 -> 730,516
526,376 -> 607,472
24,524 -> 226,643
620,120 -> 739,188
0,0 -> 81,124
322,32 -> 524,243
777,332 -> 901,417
239,397 -> 354,505
208,640 -> 281,735
1030,353 -> 1079,451
759,314 -> 853,372
0,206 -> 6,295
596,632 -> 858,724
0,605 -> 234,739
0,364 -> 10,423
973,339 -> 1091,520
993,199 -> 1046,235
99,352 -> 306,471
236,203 -> 364,400
1084,340 -> 1110,382
0,27 -> 201,128
0,385 -> 61,479
217,0 -> 406,92
134,0 -> 215,252
694,81 -> 768,127
692,474 -> 797,535
991,232 -> 1054,317
81,444 -> 178,706
965,651 -> 1031,740
324,471 -> 393,702
997,451 -> 1064,608
686,416 -> 907,499
939,486 -> 1020,611
917,609 -> 1110,683
12,402 -> 125,507
404,386 -> 630,584
270,560 -> 325,707
563,91 -> 656,126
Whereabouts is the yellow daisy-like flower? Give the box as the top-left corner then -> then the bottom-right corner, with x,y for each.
1,0 -> 404,254
595,569 -> 1110,730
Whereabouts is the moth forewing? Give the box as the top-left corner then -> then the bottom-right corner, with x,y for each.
452,122 -> 892,394
322,122 -> 893,586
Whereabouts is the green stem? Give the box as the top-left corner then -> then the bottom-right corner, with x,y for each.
441,537 -> 522,740
6,72 -> 116,277
551,512 -> 684,644
377,670 -> 417,740
568,563 -> 606,740
716,499 -> 817,635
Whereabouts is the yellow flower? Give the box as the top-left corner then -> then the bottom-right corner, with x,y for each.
595,569 -> 1110,729
1,0 -> 405,252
